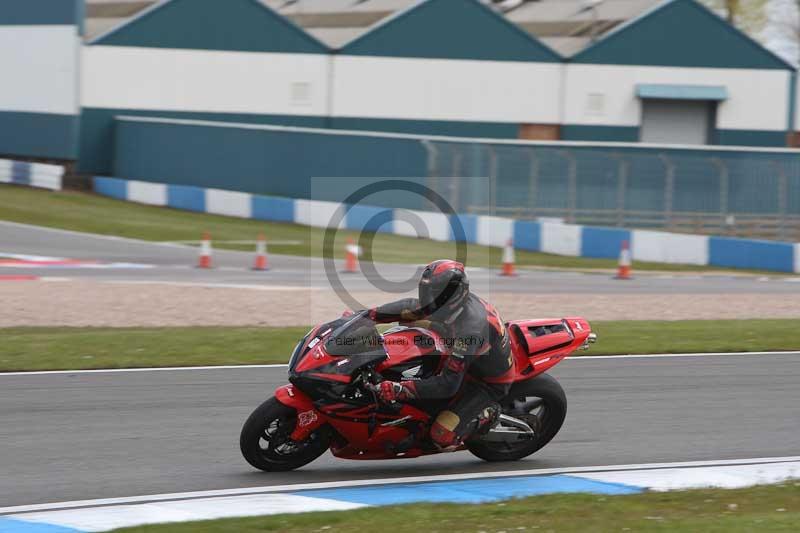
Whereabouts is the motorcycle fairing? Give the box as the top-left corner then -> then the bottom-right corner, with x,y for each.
507,317 -> 592,379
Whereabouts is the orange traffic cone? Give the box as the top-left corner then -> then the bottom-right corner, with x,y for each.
253,234 -> 269,271
343,238 -> 359,273
615,240 -> 633,280
500,239 -> 517,276
197,232 -> 212,269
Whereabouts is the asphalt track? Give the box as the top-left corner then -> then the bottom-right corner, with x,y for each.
2,353 -> 799,507
2,220 -> 800,294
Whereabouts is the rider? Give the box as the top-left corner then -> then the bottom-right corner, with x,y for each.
368,259 -> 514,450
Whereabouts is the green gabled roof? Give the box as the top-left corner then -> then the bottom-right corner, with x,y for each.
572,0 -> 794,70
91,0 -> 328,54
341,0 -> 560,62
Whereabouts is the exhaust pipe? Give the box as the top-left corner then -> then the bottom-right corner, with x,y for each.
497,414 -> 535,434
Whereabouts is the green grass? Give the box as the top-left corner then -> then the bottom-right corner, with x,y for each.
1,320 -> 797,372
0,184 -> 765,272
114,482 -> 800,532
590,319 -> 800,355
0,326 -> 308,371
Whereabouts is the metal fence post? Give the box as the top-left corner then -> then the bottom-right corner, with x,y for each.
486,145 -> 498,217
611,153 -> 629,227
421,139 -> 438,211
711,157 -> 729,234
451,145 -> 463,213
557,150 -> 578,223
772,161 -> 788,241
528,148 -> 539,219
659,154 -> 675,229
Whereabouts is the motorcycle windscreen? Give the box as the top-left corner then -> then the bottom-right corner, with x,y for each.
324,314 -> 385,359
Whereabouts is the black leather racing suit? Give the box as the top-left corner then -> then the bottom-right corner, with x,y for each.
370,293 -> 513,447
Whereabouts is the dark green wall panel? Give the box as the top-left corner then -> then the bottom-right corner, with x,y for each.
342,0 -> 559,62
0,112 -> 78,160
112,119 -> 429,202
716,129 -> 788,147
92,0 -> 327,53
78,108 -> 327,174
561,125 -> 640,142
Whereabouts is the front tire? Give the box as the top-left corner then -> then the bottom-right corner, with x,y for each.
240,397 -> 330,472
467,373 -> 567,462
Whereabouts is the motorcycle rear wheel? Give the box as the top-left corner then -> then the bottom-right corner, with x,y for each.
240,397 -> 331,472
467,373 -> 567,462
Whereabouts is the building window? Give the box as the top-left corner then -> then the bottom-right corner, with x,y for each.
585,93 -> 606,117
290,82 -> 312,107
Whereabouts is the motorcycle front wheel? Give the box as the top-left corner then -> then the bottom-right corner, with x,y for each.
467,373 -> 567,462
240,397 -> 331,472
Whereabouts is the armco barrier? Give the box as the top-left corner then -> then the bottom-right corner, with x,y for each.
0,158 -> 63,190
709,237 -> 795,273
93,176 -> 800,274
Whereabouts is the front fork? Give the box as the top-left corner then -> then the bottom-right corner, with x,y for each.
274,384 -> 328,441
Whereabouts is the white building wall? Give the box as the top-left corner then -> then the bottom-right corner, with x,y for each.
79,46 -> 793,134
564,64 -> 790,131
81,46 -> 331,115
332,56 -> 562,124
0,25 -> 80,116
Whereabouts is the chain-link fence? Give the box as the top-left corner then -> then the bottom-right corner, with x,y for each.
423,140 -> 800,241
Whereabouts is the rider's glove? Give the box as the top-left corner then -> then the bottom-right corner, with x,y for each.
377,381 -> 415,403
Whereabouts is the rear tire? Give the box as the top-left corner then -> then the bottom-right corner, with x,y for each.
467,373 -> 567,462
240,397 -> 330,472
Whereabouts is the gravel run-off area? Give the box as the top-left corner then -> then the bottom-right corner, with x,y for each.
2,280 -> 800,327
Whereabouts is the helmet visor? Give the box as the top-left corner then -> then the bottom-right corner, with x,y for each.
419,277 -> 463,312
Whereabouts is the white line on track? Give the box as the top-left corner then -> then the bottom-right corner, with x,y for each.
0,220 -> 187,249
3,456 -> 799,515
0,351 -> 795,377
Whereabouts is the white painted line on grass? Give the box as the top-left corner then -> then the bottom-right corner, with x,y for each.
97,280 -> 314,291
4,456 -> 799,515
0,220 -> 187,249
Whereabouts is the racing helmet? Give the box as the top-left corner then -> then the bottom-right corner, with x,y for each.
418,260 -> 469,313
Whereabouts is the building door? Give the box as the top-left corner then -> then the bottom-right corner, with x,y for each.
640,99 -> 714,145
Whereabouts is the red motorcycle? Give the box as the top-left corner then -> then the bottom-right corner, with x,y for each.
240,311 -> 596,471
